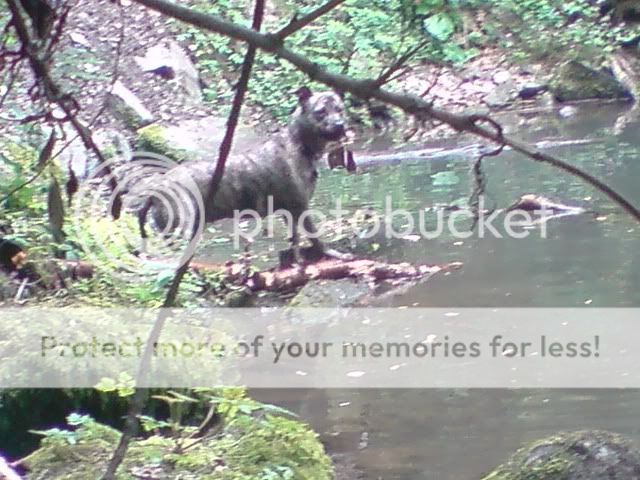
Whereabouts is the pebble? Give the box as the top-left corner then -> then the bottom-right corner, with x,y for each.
493,70 -> 511,84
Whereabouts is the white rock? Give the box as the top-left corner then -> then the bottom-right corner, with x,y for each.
69,31 -> 90,48
108,80 -> 154,127
135,40 -> 202,104
558,105 -> 578,118
493,70 -> 511,84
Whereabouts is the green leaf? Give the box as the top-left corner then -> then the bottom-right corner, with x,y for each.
37,130 -> 56,171
424,12 -> 455,41
67,413 -> 91,426
47,177 -> 65,242
95,377 -> 117,392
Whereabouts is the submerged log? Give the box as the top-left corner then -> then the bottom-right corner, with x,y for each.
507,194 -> 586,214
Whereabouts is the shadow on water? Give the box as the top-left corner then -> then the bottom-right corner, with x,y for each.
254,102 -> 640,479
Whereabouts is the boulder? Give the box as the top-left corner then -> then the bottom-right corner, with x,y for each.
518,83 -> 548,100
289,278 -> 371,307
549,60 -> 632,102
482,430 -> 640,480
135,40 -> 202,105
485,80 -> 517,108
558,105 -> 578,118
106,80 -> 155,129
610,49 -> 640,101
135,117 -> 258,162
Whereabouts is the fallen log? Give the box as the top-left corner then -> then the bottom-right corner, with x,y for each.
1,247 -> 460,301
191,257 -> 463,293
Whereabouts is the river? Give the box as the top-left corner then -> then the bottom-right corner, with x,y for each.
256,101 -> 640,479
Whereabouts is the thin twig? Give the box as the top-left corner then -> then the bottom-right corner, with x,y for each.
206,0 -> 264,206
374,39 -> 429,88
5,0 -> 121,216
275,0 -> 345,39
102,1 -> 266,477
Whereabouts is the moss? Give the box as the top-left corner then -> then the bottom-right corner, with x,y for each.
482,430 -> 640,480
135,124 -> 189,162
21,413 -> 334,480
549,60 -> 632,102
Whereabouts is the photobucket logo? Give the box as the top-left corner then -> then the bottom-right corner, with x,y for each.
72,152 -> 204,278
232,195 -> 549,248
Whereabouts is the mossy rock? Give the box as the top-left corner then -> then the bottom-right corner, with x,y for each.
482,430 -> 640,480
135,124 -> 191,163
289,278 -> 371,307
549,60 -> 632,102
22,414 -> 333,480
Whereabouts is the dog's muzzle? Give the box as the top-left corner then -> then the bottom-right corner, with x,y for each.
322,122 -> 346,141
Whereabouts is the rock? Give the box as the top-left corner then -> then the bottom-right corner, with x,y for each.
518,83 -> 547,100
610,50 -> 640,101
507,194 -> 585,214
493,70 -> 511,84
482,430 -> 640,480
135,117 -> 258,162
289,279 -> 371,307
135,40 -> 202,105
69,31 -> 90,48
93,128 -> 132,164
558,105 -> 579,118
485,80 -> 517,108
549,60 -> 632,102
0,273 -> 18,303
106,80 -> 155,129
536,91 -> 556,108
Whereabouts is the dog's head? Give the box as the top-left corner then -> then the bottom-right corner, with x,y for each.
294,87 -> 346,141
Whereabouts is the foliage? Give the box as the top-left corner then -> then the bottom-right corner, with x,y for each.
490,0 -> 640,63
20,389 -> 332,480
174,0 -> 476,120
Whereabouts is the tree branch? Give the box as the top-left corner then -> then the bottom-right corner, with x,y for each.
102,1 -> 266,477
5,0 -> 122,218
132,0 -> 640,223
206,0 -> 264,206
373,38 -> 430,88
275,0 -> 346,39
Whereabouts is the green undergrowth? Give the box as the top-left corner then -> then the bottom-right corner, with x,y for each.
172,0 -> 640,123
174,0 -> 480,120
21,388 -> 333,480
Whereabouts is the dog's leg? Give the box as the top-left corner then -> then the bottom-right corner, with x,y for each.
301,214 -> 354,262
137,198 -> 153,256
278,215 -> 299,268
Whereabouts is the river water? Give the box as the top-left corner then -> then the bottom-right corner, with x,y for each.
256,102 -> 640,479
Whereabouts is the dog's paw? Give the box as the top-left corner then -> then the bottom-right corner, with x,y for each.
278,247 -> 298,269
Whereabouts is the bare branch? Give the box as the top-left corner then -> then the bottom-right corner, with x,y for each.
374,39 -> 429,88
206,0 -> 265,206
132,0 -> 640,223
5,0 -> 122,217
102,1 -> 266,478
276,0 -> 345,39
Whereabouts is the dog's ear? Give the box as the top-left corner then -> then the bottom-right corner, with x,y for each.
295,86 -> 313,104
